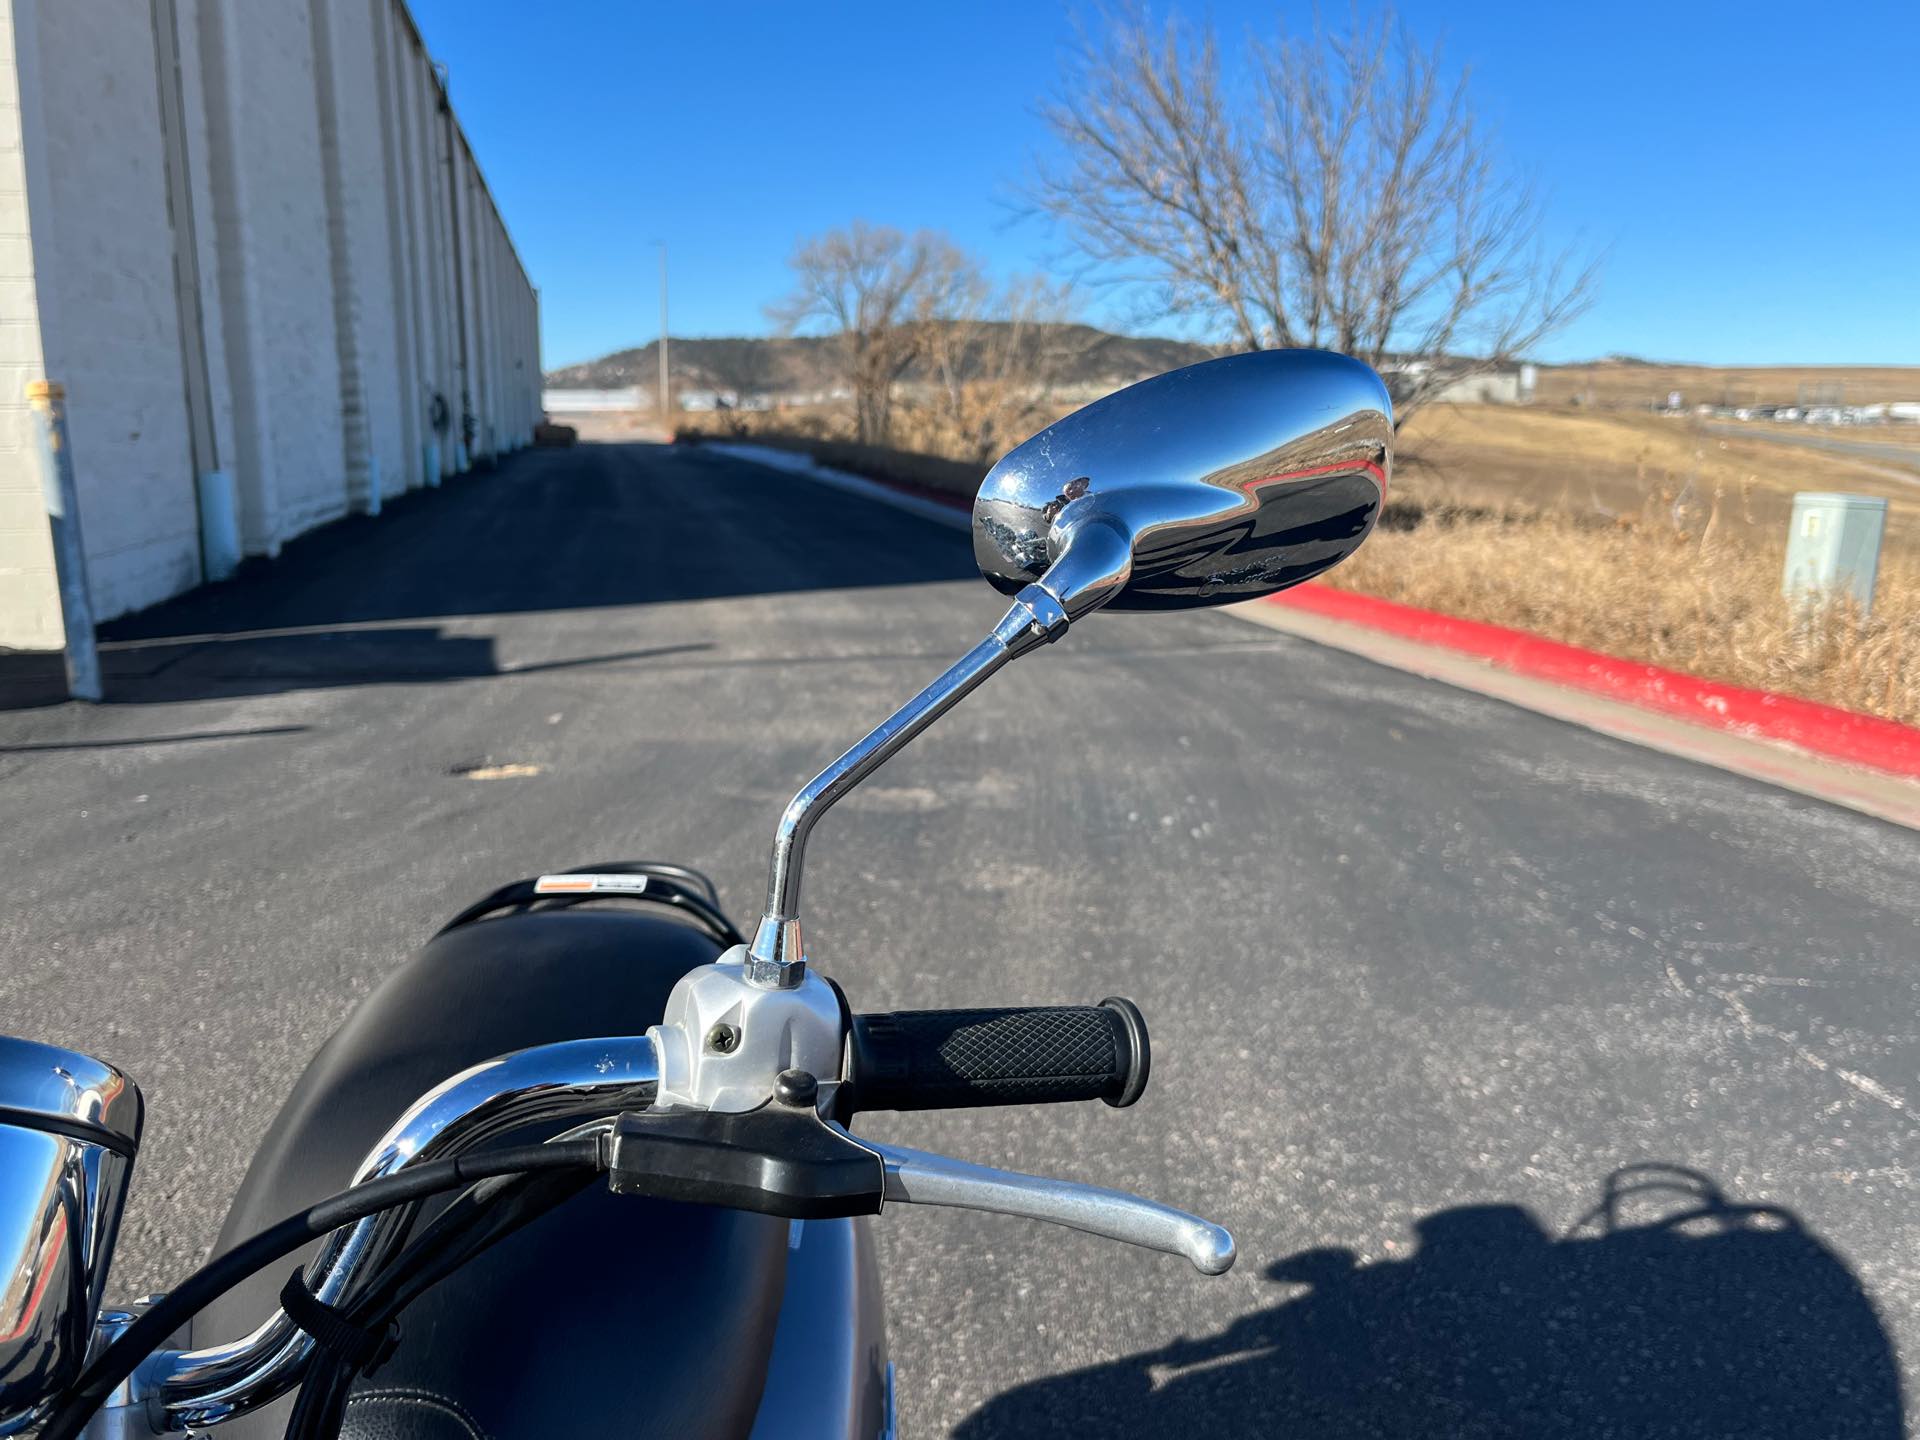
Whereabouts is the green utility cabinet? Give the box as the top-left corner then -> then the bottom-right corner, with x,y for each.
1782,492 -> 1888,617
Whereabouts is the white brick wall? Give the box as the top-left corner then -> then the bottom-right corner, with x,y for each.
326,0 -> 406,502
171,0 -> 240,516
0,0 -> 58,649
225,0 -> 348,541
0,0 -> 541,650
23,0 -> 202,624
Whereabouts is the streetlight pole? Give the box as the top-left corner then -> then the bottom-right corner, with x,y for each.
656,243 -> 670,430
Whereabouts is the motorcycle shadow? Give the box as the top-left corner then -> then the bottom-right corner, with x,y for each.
958,1164 -> 1903,1439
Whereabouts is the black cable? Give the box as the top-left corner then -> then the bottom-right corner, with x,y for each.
354,1170 -> 595,1319
292,1170 -> 575,1438
284,1167 -> 597,1440
39,1139 -> 604,1440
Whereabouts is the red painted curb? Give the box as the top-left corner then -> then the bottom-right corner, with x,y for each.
865,470 -> 974,513
1269,584 -> 1920,780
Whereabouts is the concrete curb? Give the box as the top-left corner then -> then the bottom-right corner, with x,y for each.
1267,585 -> 1920,781
700,441 -> 975,532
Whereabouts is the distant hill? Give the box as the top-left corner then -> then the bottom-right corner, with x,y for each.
544,323 -> 1218,397
548,333 -> 1920,411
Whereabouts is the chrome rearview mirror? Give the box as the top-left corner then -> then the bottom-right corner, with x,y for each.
0,1036 -> 142,1434
745,351 -> 1391,989
974,348 -> 1391,618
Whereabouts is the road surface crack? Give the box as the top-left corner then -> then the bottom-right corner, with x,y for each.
1697,975 -> 1909,1113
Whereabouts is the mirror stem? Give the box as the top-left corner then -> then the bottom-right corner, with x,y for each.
745,583 -> 1073,989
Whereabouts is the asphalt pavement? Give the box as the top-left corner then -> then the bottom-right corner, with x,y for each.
1701,420 -> 1920,480
4,441 -> 1918,1436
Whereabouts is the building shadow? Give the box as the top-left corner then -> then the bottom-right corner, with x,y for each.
0,630 -> 717,709
0,723 -> 311,753
0,442 -> 977,709
958,1165 -> 1903,1439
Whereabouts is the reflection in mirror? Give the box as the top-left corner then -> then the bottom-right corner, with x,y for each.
0,1037 -> 142,1434
973,349 -> 1392,619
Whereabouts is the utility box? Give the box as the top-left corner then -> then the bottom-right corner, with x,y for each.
1782,493 -> 1888,616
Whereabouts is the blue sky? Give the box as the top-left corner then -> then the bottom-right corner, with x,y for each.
410,0 -> 1920,370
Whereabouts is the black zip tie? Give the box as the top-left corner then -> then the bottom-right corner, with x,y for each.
279,1267 -> 402,1376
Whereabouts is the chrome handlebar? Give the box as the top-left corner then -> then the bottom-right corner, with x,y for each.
143,1037 -> 661,1430
123,982 -> 1231,1433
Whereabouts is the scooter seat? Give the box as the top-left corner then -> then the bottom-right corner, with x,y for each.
193,907 -> 788,1440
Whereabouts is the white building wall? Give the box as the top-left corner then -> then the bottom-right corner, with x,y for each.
173,0 -> 241,523
449,141 -> 480,464
0,0 -> 57,648
392,19 -> 469,482
474,178 -> 501,456
364,0 -> 419,501
231,1 -> 346,541
387,10 -> 441,485
401,28 -> 454,481
473,189 -> 496,454
0,0 -> 541,652
1428,371 -> 1524,406
16,0 -> 201,624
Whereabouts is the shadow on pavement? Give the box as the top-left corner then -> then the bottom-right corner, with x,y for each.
0,724 -> 311,754
0,630 -> 717,709
0,443 -> 977,709
958,1165 -> 1902,1439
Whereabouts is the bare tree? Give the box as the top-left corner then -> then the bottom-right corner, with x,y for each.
696,339 -> 784,433
916,274 -> 1084,464
1030,6 -> 1597,419
769,222 -> 974,444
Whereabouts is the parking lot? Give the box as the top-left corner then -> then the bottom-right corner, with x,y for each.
4,441 -> 1917,1434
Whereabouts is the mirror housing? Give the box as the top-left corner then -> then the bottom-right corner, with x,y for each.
0,1036 -> 142,1433
973,349 -> 1392,619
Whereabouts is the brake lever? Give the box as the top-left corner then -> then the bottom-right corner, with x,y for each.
871,1141 -> 1235,1275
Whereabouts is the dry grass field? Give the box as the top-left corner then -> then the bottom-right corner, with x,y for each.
657,391 -> 1918,725
1396,405 -> 1920,555
1534,360 -> 1920,409
1344,403 -> 1918,722
1325,511 -> 1918,725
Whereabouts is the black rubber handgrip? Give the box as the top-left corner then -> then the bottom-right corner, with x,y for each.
844,998 -> 1149,1115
